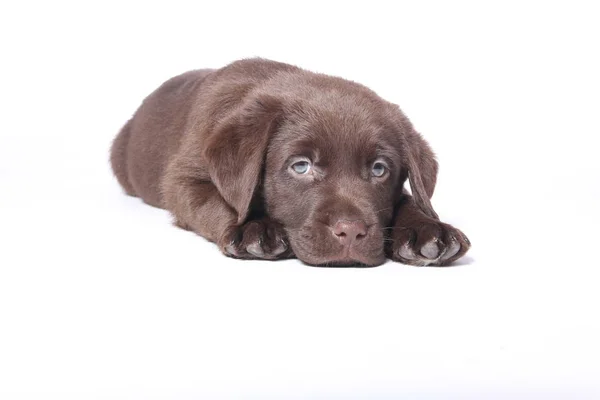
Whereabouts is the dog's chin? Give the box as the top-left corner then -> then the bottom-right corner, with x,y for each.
314,260 -> 377,268
294,250 -> 386,268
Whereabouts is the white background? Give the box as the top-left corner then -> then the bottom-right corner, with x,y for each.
1,1 -> 599,399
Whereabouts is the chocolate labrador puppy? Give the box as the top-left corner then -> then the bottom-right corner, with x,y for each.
110,58 -> 470,266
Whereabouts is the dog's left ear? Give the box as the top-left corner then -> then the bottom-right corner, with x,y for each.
403,128 -> 439,219
391,107 -> 440,220
204,94 -> 281,224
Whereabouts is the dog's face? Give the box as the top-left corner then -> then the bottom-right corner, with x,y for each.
262,100 -> 407,266
205,81 -> 438,267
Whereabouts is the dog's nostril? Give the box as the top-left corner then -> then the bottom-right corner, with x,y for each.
332,220 -> 368,244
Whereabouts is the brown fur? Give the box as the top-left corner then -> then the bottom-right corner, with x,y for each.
110,58 -> 470,266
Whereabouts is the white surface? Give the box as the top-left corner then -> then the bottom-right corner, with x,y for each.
1,1 -> 599,399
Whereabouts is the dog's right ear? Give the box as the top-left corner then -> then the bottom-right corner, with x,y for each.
203,94 -> 281,225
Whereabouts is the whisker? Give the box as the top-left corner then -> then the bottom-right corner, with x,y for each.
381,226 -> 409,231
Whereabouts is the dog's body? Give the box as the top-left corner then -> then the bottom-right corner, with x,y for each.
111,58 -> 469,266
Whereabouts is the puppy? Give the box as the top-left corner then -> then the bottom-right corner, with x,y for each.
110,58 -> 470,266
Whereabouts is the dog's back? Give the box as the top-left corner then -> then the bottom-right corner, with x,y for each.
110,69 -> 214,207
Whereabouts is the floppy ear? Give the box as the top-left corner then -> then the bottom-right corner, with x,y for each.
403,128 -> 440,220
203,95 -> 281,225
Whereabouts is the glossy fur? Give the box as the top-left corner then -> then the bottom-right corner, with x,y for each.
110,58 -> 470,266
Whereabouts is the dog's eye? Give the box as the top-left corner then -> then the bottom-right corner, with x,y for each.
371,162 -> 387,177
291,160 -> 311,174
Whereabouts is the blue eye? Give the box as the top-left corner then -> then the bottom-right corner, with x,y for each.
291,160 -> 311,174
372,162 -> 387,177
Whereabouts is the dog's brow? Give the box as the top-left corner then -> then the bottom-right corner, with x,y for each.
375,144 -> 400,163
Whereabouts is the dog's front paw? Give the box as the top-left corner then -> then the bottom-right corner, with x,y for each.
221,218 -> 292,260
389,220 -> 470,266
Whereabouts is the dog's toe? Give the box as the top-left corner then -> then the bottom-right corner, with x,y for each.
420,239 -> 441,259
390,221 -> 470,266
222,218 -> 292,260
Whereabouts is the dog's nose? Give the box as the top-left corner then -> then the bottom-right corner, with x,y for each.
332,220 -> 368,246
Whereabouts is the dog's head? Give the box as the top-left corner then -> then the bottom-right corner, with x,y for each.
205,77 -> 438,266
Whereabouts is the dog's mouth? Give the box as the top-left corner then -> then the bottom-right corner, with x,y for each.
288,225 -> 386,267
325,248 -> 380,267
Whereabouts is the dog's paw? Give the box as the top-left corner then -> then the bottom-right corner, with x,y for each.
389,220 -> 470,266
221,218 -> 292,260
